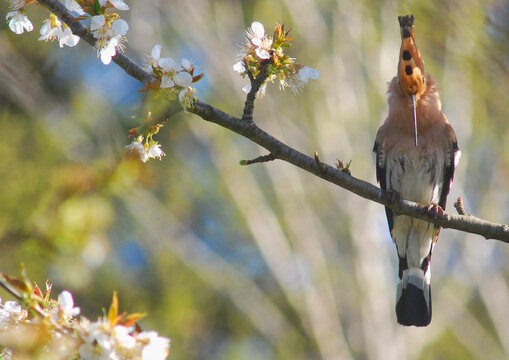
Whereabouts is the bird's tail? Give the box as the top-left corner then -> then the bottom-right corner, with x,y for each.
396,267 -> 432,327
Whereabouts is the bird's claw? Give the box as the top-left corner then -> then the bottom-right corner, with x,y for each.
386,189 -> 401,203
426,203 -> 444,220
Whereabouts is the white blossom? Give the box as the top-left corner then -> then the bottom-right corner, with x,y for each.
113,325 -> 136,349
63,0 -> 85,15
233,61 -> 245,74
158,57 -> 177,71
125,141 -> 148,162
58,26 -> 80,47
111,18 -> 128,35
150,45 -> 161,61
144,44 -> 161,72
137,331 -> 170,360
79,318 -> 156,359
77,342 -> 100,360
159,57 -> 178,88
125,141 -> 164,162
147,144 -> 165,160
39,17 -> 61,42
91,16 -> 128,65
99,0 -> 129,11
160,75 -> 174,89
125,141 -> 147,162
258,82 -> 267,97
0,300 -> 25,330
241,82 -> 267,98
297,66 -> 320,83
58,291 -> 81,317
181,58 -> 193,71
242,83 -> 251,94
96,35 -> 122,64
90,15 -> 106,33
174,71 -> 192,87
39,17 -> 79,47
82,318 -> 115,353
255,47 -> 270,60
178,87 -> 196,110
6,11 -> 33,34
246,21 -> 272,59
249,21 -> 265,45
285,66 -> 320,94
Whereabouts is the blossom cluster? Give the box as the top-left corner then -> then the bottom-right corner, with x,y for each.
5,0 -> 130,64
233,21 -> 320,97
0,274 -> 170,360
123,112 -> 165,163
125,135 -> 166,164
143,45 -> 202,109
123,47 -> 204,163
0,299 -> 27,331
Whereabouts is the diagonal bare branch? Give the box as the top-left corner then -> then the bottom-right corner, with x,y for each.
35,0 -> 509,242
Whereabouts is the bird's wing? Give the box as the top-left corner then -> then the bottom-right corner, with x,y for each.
373,140 -> 394,233
438,124 -> 460,211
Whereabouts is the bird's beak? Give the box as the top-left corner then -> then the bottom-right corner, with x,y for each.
409,93 -> 418,146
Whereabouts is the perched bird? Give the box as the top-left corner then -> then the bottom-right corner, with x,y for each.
373,15 -> 461,327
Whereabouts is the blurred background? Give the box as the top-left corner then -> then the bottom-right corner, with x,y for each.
1,0 -> 509,358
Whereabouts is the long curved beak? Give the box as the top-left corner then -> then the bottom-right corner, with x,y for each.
410,94 -> 418,146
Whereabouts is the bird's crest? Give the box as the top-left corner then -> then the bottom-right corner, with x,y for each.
397,15 -> 426,146
397,15 -> 426,97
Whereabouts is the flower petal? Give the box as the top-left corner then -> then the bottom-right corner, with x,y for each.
255,47 -> 270,60
158,57 -> 177,71
90,15 -> 105,31
250,21 -> 265,39
181,58 -> 193,71
112,18 -> 129,35
242,84 -> 251,93
174,72 -> 192,87
151,44 -> 161,60
110,0 -> 129,11
63,0 -> 85,15
297,66 -> 320,83
233,61 -> 245,73
160,75 -> 175,88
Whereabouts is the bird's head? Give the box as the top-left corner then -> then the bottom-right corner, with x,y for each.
397,14 -> 426,146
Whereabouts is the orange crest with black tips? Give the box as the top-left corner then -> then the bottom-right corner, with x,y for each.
398,15 -> 426,97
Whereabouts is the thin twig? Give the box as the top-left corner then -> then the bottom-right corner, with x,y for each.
240,153 -> 277,165
34,0 -> 509,242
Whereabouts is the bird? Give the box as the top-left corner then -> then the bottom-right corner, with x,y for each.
373,14 -> 461,327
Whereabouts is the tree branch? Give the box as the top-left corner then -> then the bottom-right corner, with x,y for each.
242,62 -> 272,122
35,0 -> 509,242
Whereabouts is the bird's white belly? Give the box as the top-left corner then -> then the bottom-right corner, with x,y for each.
387,150 -> 443,204
386,150 -> 444,267
399,165 -> 438,204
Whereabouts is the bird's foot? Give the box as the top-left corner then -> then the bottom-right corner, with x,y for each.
385,189 -> 401,203
426,203 -> 444,220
